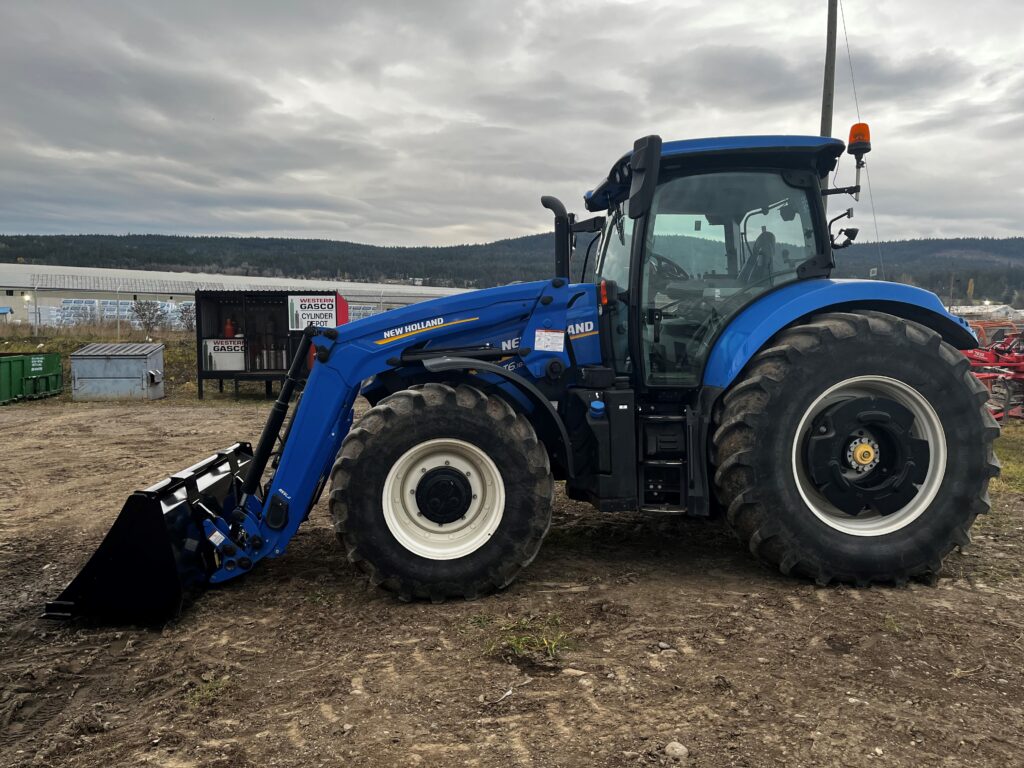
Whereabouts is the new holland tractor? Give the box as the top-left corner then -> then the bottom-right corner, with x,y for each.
49,128 -> 999,623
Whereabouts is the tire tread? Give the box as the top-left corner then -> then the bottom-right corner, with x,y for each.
329,383 -> 552,601
712,311 -> 999,585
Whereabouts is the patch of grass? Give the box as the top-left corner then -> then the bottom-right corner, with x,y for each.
185,676 -> 231,709
992,422 -> 1024,496
883,614 -> 902,635
302,589 -> 333,606
485,614 -> 576,662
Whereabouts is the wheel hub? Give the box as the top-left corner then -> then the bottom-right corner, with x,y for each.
846,437 -> 880,472
415,467 -> 473,524
382,437 -> 506,560
805,395 -> 930,517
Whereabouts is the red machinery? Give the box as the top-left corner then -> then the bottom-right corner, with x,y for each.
966,333 -> 1024,420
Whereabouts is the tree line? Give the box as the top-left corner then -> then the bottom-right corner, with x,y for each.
2,233 -> 1022,304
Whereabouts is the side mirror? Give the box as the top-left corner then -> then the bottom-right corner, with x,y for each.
827,208 -> 857,250
832,227 -> 859,249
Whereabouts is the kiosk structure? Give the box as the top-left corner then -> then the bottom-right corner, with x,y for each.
195,290 -> 348,399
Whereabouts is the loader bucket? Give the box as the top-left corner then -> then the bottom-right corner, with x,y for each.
45,443 -> 254,625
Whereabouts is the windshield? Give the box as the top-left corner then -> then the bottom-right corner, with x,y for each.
595,205 -> 632,286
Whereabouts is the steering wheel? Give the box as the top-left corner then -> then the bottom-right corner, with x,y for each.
650,251 -> 690,281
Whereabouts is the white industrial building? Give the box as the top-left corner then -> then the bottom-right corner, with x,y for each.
0,263 -> 463,327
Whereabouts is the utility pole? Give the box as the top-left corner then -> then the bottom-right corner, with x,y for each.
820,0 -> 838,139
820,0 -> 838,207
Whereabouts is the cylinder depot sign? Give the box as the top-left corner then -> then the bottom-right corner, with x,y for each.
287,293 -> 349,331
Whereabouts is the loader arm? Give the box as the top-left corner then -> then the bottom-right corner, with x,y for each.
47,278 -> 601,622
245,277 -> 601,573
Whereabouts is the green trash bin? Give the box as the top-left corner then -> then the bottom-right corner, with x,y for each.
0,355 -> 26,404
24,353 -> 63,399
0,353 -> 62,404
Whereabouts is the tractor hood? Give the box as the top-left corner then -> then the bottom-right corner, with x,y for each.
333,279 -> 549,347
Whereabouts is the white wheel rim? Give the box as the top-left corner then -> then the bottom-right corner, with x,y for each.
791,375 -> 947,537
382,438 -> 505,559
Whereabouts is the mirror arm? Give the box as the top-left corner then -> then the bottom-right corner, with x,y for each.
571,215 -> 605,233
822,185 -> 861,197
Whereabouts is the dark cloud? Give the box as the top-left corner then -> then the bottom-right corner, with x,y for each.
0,0 -> 1021,244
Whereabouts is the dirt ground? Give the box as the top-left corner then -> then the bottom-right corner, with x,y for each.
1,399 -> 1022,768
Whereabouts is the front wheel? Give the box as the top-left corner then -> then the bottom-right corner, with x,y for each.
329,383 -> 553,601
713,311 -> 1000,585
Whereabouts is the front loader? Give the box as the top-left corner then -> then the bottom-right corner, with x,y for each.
48,127 -> 999,624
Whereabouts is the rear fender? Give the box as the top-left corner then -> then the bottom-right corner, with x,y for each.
703,279 -> 976,390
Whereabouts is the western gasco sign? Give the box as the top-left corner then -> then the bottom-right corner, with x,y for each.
209,339 -> 245,353
288,295 -> 338,330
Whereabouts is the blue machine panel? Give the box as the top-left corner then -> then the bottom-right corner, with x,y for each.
702,279 -> 975,390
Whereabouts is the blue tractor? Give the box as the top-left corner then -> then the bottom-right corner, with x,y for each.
49,130 -> 999,623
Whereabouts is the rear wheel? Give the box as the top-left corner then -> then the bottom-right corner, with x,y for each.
713,311 -> 1000,585
329,383 -> 552,600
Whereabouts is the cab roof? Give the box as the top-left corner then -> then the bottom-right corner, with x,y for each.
661,134 -> 843,157
584,135 -> 845,212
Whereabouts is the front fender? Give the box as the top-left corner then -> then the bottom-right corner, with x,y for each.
703,279 -> 976,390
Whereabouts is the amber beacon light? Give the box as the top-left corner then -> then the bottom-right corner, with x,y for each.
847,122 -> 871,158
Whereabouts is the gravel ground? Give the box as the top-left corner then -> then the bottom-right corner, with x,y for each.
1,399 -> 1022,768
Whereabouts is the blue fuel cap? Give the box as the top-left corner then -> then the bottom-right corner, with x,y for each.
589,400 -> 606,418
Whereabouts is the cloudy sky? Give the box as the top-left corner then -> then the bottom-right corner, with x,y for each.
0,1 -> 1021,246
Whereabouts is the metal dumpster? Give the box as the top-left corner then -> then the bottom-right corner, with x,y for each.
0,352 -> 63,405
71,343 -> 165,401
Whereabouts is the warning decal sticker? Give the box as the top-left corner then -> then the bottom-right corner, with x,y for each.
534,329 -> 565,353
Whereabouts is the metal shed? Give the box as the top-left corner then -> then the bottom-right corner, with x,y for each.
71,343 -> 165,401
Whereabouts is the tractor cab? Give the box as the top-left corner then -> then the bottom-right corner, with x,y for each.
586,136 -> 845,388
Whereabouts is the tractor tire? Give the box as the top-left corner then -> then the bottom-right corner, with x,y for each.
329,383 -> 553,601
713,311 -> 1000,585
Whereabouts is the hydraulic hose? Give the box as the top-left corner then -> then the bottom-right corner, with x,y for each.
240,328 -> 314,499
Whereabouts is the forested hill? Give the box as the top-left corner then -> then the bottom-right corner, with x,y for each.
0,234 -> 555,288
831,237 -> 1024,305
1,233 -> 1022,303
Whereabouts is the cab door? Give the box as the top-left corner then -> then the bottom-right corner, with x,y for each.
636,169 -> 824,388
